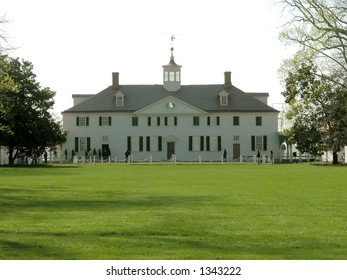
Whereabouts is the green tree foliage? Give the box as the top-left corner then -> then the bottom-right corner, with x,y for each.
279,0 -> 347,163
0,56 -> 67,165
281,53 -> 346,163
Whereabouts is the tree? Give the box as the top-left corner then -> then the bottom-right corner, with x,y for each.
280,53 -> 346,163
0,16 -> 14,133
279,0 -> 347,83
0,14 -> 11,53
278,0 -> 347,163
0,56 -> 67,165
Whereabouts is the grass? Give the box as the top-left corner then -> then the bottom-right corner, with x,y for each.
0,163 -> 346,260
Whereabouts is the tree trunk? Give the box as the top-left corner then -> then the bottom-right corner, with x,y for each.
8,146 -> 15,166
332,151 -> 339,164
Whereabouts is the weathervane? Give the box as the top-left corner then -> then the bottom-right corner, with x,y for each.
171,35 -> 175,47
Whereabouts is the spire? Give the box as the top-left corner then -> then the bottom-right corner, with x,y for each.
169,47 -> 178,66
168,36 -> 177,66
162,35 -> 181,92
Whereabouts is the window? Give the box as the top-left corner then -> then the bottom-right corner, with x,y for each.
169,72 -> 175,81
146,136 -> 162,152
132,117 -> 138,126
189,136 -> 205,151
175,71 -> 180,81
256,116 -> 262,126
206,136 -> 222,152
115,91 -> 125,107
234,136 -> 240,141
99,116 -> 111,126
193,116 -> 200,126
102,136 -> 109,143
219,91 -> 229,106
220,95 -> 228,106
251,135 -> 267,151
76,116 -> 89,126
164,71 -> 168,81
74,137 -> 91,152
147,117 -> 160,126
127,136 -> 143,152
165,116 -> 177,126
233,116 -> 239,126
255,136 -> 263,150
80,138 -> 87,152
207,116 -> 220,126
116,96 -> 123,106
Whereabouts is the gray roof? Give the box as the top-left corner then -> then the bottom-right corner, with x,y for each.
63,84 -> 278,113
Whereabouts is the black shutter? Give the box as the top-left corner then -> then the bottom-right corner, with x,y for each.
109,116 -> 112,126
74,137 -> 79,153
86,117 -> 89,126
200,136 -> 204,151
157,117 -> 160,126
263,136 -> 267,151
146,136 -> 150,151
206,136 -> 210,151
99,117 -> 102,126
87,137 -> 91,151
207,116 -> 210,126
218,136 -> 222,151
189,136 -> 193,151
139,136 -> 143,151
158,136 -> 162,151
174,116 -> 177,126
164,117 -> 168,126
127,136 -> 131,151
217,116 -> 220,126
76,117 -> 80,126
251,136 -> 255,151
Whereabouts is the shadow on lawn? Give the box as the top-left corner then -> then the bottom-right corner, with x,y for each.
0,193 -> 213,213
0,227 -> 343,260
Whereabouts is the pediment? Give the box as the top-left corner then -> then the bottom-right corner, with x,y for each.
134,96 -> 206,115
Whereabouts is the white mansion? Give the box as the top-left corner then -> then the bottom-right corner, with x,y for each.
62,48 -> 279,162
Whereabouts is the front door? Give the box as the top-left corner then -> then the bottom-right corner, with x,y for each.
233,143 -> 240,160
167,142 -> 175,160
102,144 -> 109,159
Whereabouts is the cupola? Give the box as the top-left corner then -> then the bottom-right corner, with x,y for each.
162,47 -> 182,92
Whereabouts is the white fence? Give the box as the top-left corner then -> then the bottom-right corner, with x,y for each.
71,154 -> 274,165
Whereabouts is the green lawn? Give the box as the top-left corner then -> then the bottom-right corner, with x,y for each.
0,163 -> 346,260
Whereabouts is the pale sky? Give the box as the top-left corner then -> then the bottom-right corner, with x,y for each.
2,0 -> 293,117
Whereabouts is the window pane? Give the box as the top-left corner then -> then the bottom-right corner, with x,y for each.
169,72 -> 175,81
116,96 -> 123,106
132,117 -> 138,126
256,116 -> 262,126
192,136 -> 200,152
256,136 -> 263,150
79,117 -> 86,126
193,116 -> 199,126
79,137 -> 87,152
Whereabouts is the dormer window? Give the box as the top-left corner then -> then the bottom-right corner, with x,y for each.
115,91 -> 125,107
219,91 -> 229,106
